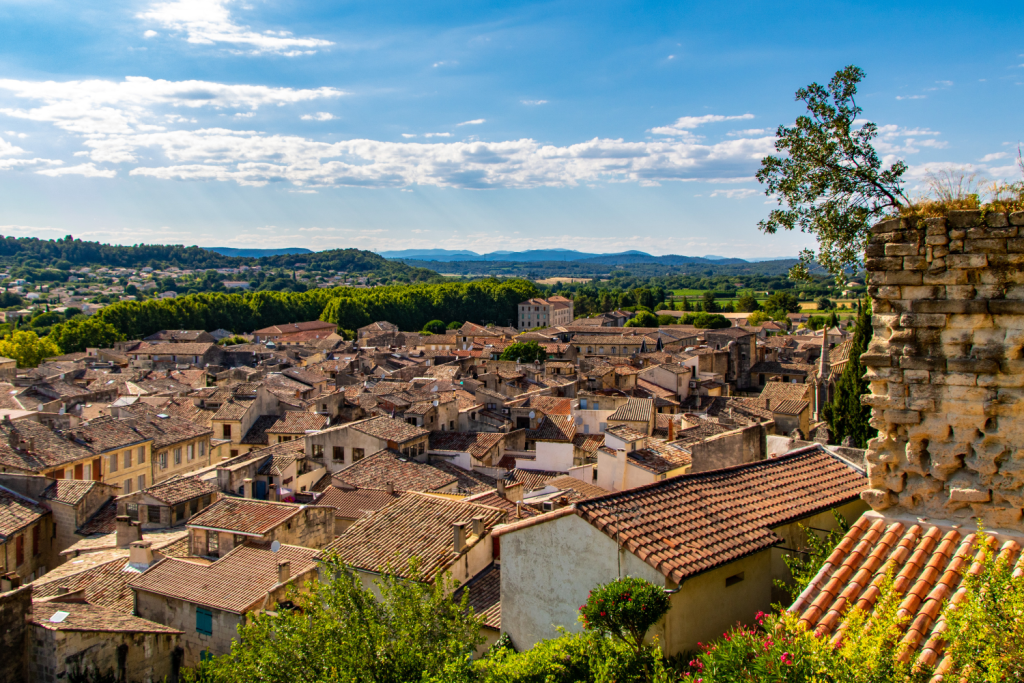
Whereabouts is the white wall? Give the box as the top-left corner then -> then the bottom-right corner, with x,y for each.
519,441 -> 574,472
500,512 -> 665,650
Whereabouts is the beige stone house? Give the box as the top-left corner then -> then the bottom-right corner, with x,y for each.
304,415 -> 429,474
0,485 -> 56,582
116,475 -> 221,529
518,296 -> 574,330
131,543 -> 320,667
185,497 -> 334,559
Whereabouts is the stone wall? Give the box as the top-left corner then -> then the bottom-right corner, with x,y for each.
861,210 -> 1024,528
0,585 -> 31,682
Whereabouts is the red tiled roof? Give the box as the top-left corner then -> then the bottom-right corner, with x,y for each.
129,543 -> 320,613
315,485 -> 401,520
789,514 -> 1024,681
0,486 -> 47,539
544,475 -> 610,502
349,415 -> 428,443
265,411 -> 328,434
32,601 -> 181,634
608,398 -> 653,423
429,431 -> 504,459
455,563 -> 501,629
527,415 -> 576,442
41,479 -> 97,506
335,449 -> 456,492
323,492 -> 506,580
136,475 -> 219,506
572,446 -> 866,584
186,498 -> 309,537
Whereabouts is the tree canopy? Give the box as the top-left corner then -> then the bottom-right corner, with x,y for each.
499,341 -> 548,363
756,66 -> 908,281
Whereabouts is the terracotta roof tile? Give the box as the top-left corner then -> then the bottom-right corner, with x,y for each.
608,398 -> 654,423
0,485 -> 47,539
315,485 -> 401,520
572,446 -> 865,584
526,415 -> 576,442
323,492 -> 506,580
32,601 -> 181,634
456,563 -> 501,629
41,479 -> 97,506
138,475 -> 219,506
336,449 -> 457,492
429,431 -> 505,460
349,415 -> 428,443
129,543 -> 320,613
187,497 -> 309,537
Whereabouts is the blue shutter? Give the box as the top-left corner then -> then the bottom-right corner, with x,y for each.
196,607 -> 213,635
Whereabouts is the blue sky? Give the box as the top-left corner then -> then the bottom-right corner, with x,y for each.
0,0 -> 1021,258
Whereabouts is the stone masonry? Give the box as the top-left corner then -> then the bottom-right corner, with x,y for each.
860,210 -> 1024,529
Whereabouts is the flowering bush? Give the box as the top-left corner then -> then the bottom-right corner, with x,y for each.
578,576 -> 671,655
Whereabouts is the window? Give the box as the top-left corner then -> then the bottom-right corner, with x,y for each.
159,452 -> 167,469
187,444 -> 194,461
32,525 -> 39,556
138,474 -> 145,491
222,424 -> 231,439
148,505 -> 161,523
137,446 -> 146,464
123,450 -> 132,469
230,450 -> 238,458
16,534 -> 24,566
200,495 -> 211,508
206,532 -> 219,557
174,503 -> 186,521
199,441 -> 206,457
583,424 -> 590,434
725,572 -> 745,587
311,444 -> 324,458
109,453 -> 118,473
126,503 -> 139,521
196,607 -> 213,636
234,534 -> 245,546
174,448 -> 182,465
352,448 -> 365,462
123,478 -> 132,494
599,422 -> 607,432
450,421 -> 455,430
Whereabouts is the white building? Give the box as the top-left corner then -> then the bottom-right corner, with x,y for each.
517,296 -> 574,330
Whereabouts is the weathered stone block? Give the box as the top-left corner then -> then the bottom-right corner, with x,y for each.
946,254 -> 988,269
949,486 -> 991,503
903,369 -> 930,383
870,218 -> 903,234
862,394 -> 904,410
861,488 -> 896,509
924,217 -> 948,234
899,355 -> 944,370
865,257 -> 904,271
885,243 -> 920,257
944,285 -> 976,300
985,212 -> 1009,228
947,210 -> 983,228
965,238 -> 1006,253
1007,238 -> 1024,253
989,300 -> 1024,315
1008,211 -> 1024,226
913,299 -> 987,314
873,285 -> 903,300
900,287 -> 941,302
947,358 -> 1000,374
969,225 -> 1017,239
925,234 -> 950,246
903,256 -> 929,270
885,409 -> 921,424
877,271 -> 924,285
923,270 -> 967,285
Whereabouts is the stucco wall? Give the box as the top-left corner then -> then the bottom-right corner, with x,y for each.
688,422 -> 767,473
134,590 -> 240,669
29,625 -> 180,683
500,512 -> 664,650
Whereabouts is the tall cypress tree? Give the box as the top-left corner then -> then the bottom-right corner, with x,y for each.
823,298 -> 875,447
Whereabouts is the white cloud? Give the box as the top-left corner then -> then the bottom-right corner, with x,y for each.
0,136 -> 27,157
710,188 -> 758,199
301,112 -> 335,121
650,113 -> 754,136
895,95 -> 926,100
143,30 -> 159,38
521,100 -> 548,106
234,112 -> 255,118
138,0 -> 333,55
873,124 -> 947,155
0,75 -> 778,190
401,133 -> 416,138
980,152 -> 1009,162
726,128 -> 768,137
36,163 -> 116,178
457,119 -> 486,126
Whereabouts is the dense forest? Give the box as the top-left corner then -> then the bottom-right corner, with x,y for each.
75,279 -> 540,342
397,256 -> 807,279
0,235 -> 440,282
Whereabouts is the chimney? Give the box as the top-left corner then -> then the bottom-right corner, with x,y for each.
385,481 -> 395,496
504,481 -> 524,504
1,572 -> 21,591
243,478 -> 253,499
471,515 -> 485,537
765,398 -> 770,411
453,521 -> 469,553
496,479 -> 506,498
277,561 -> 291,584
115,515 -> 137,548
129,540 -> 154,569
668,418 -> 674,441
515,501 -> 523,519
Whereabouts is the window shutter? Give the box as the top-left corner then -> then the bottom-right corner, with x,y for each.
196,607 -> 213,635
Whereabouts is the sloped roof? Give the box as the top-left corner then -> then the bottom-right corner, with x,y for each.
335,449 -> 457,492
315,485 -> 401,520
349,415 -> 428,443
140,475 -> 219,506
455,563 -> 502,629
573,446 -> 866,584
41,479 -> 97,506
187,498 -> 308,536
0,485 -> 47,540
32,601 -> 181,634
608,398 -> 654,424
428,431 -> 505,459
323,492 -> 506,580
129,544 -> 320,614
265,411 -> 328,434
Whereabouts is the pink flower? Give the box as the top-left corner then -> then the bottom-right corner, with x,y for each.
780,652 -> 793,666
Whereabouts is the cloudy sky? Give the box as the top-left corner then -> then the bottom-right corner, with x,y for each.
0,1 -> 1021,257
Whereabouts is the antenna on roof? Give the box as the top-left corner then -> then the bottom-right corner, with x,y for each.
270,540 -> 281,553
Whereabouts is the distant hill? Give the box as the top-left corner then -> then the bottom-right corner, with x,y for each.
206,247 -> 313,258
378,248 -> 655,263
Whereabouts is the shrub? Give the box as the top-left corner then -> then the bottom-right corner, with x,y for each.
422,319 -> 447,335
579,576 -> 670,655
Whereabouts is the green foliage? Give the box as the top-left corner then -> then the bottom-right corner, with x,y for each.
656,315 -> 678,326
736,291 -> 760,313
422,319 -> 448,335
823,299 -> 875,448
816,297 -> 833,311
756,66 -> 908,282
499,341 -> 548,363
579,576 -> 671,655
0,291 -> 24,308
0,330 -> 60,367
746,311 -> 772,326
625,310 -> 658,327
764,291 -> 800,315
702,290 -> 719,313
47,318 -> 125,355
773,510 -> 851,603
217,335 -> 249,346
447,320 -> 463,329
186,555 -> 484,683
683,312 -> 730,329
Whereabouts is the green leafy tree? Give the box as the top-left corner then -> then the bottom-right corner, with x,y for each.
688,312 -> 731,329
679,296 -> 690,312
656,314 -> 677,326
422,319 -> 447,335
0,330 -> 59,367
756,66 -> 909,281
764,291 -> 800,315
701,290 -> 719,313
499,341 -> 548,363
446,320 -> 462,330
773,509 -> 851,603
822,299 -> 875,447
625,310 -> 658,328
746,310 -> 772,326
578,576 -> 670,657
47,318 -> 125,355
816,296 -> 833,311
736,291 -> 759,313
187,555 -> 483,683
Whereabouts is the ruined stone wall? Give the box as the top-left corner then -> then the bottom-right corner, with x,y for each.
861,210 -> 1024,529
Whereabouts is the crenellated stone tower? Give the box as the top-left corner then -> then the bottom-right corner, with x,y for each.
860,209 -> 1024,529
